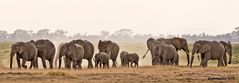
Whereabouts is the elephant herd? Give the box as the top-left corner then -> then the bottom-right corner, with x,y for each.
142,37 -> 232,68
9,37 -> 232,69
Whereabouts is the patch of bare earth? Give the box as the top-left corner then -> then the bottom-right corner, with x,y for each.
0,66 -> 238,83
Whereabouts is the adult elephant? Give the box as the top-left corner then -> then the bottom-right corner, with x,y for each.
10,42 -> 38,69
31,39 -> 55,69
156,37 -> 190,66
70,39 -> 94,68
98,40 -> 120,68
219,41 -> 232,66
142,38 -> 162,65
153,41 -> 179,66
190,40 -> 225,68
55,42 -> 84,69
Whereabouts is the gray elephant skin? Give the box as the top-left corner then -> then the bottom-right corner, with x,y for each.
31,39 -> 56,69
56,42 -> 84,69
10,42 -> 38,69
70,39 -> 94,68
94,52 -> 110,68
98,40 -> 120,68
120,51 -> 139,68
190,40 -> 225,68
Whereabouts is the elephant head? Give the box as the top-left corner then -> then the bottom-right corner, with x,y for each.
120,51 -> 128,66
98,40 -> 114,55
10,42 -> 24,69
190,40 -> 211,67
220,41 -> 232,64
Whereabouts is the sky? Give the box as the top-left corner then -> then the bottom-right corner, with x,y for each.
0,0 -> 238,36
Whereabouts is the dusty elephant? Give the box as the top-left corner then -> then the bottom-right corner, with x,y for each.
31,39 -> 56,69
190,40 -> 225,68
70,39 -> 94,68
55,42 -> 84,69
10,42 -> 38,69
220,41 -> 232,66
120,51 -> 139,67
156,37 -> 190,66
98,40 -> 120,68
94,52 -> 110,68
142,38 -> 160,65
152,41 -> 179,66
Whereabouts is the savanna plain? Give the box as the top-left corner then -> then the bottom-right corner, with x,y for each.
0,42 -> 239,83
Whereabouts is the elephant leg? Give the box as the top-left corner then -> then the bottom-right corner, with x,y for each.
107,61 -> 109,68
201,55 -> 209,68
218,57 -> 225,67
87,59 -> 93,69
49,58 -> 54,69
112,60 -> 117,68
22,60 -> 27,69
200,54 -> 205,66
65,57 -> 71,69
72,61 -> 78,69
29,61 -> 34,69
130,62 -> 133,68
41,58 -> 47,69
223,53 -> 227,66
77,60 -> 82,69
16,56 -> 21,69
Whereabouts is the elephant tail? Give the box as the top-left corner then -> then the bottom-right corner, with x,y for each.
142,49 -> 149,59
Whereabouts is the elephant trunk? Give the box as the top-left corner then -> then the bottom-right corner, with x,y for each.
10,51 -> 15,69
58,58 -> 62,69
190,47 -> 197,67
190,55 -> 194,67
142,49 -> 149,59
228,52 -> 232,64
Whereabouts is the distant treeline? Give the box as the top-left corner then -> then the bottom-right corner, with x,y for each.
0,28 -> 238,43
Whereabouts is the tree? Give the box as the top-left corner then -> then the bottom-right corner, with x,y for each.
100,31 -> 110,39
10,29 -> 32,41
0,30 -> 8,41
35,29 -> 50,39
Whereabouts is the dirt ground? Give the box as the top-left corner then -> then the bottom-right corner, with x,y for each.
0,65 -> 238,83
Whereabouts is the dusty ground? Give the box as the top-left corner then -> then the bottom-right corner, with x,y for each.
0,65 -> 238,83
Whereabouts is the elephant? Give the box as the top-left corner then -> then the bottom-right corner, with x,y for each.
190,40 -> 225,68
10,42 -> 38,69
156,37 -> 189,66
152,41 -> 179,66
98,40 -> 120,68
55,42 -> 84,69
120,51 -> 139,67
220,41 -> 232,66
94,52 -> 110,68
120,51 -> 128,66
69,39 -> 94,68
143,37 -> 189,66
31,39 -> 55,69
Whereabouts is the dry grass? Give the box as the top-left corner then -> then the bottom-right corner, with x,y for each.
0,66 -> 238,83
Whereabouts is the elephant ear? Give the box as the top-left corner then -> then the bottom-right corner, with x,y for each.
171,39 -> 181,50
199,43 -> 211,53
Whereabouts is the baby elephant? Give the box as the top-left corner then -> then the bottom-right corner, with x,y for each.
94,52 -> 110,68
120,51 -> 139,68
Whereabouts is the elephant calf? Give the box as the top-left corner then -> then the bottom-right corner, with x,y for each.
120,51 -> 139,68
94,52 -> 110,68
